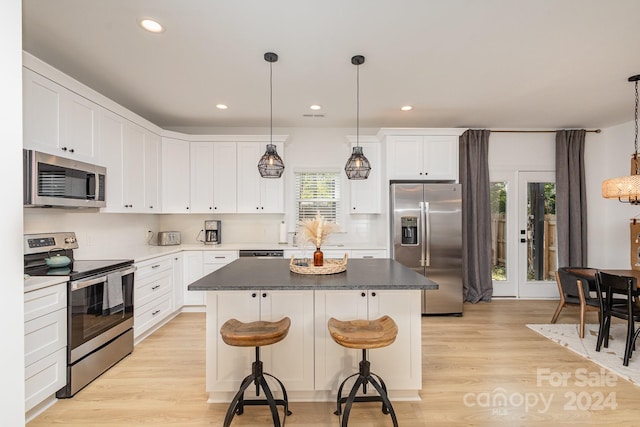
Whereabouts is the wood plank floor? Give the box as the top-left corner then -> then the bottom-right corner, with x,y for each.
28,300 -> 640,426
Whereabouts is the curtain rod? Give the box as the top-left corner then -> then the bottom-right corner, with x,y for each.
490,129 -> 601,134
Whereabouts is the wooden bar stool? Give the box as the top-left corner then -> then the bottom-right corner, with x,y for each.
220,317 -> 292,427
328,315 -> 399,427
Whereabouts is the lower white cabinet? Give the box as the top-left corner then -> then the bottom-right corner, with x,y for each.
134,255 -> 174,340
184,251 -> 238,307
206,290 -> 314,395
205,288 -> 421,401
24,282 -> 67,412
314,289 -> 422,392
183,251 -> 204,306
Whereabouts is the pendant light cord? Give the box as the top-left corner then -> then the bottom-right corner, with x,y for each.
635,80 -> 638,174
270,60 -> 273,146
356,61 -> 360,147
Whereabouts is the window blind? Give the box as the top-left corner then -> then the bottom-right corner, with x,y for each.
295,172 -> 341,224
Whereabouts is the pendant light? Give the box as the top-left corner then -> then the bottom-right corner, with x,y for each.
258,52 -> 285,178
344,55 -> 371,180
602,74 -> 640,203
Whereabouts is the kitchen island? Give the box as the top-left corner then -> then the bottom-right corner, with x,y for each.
188,258 -> 438,402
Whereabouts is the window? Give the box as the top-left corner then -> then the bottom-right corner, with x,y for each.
295,171 -> 341,224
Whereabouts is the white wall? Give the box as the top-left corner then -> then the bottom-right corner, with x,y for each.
24,210 -> 161,258
488,126 -> 639,271
587,121 -> 640,267
2,1 -> 25,424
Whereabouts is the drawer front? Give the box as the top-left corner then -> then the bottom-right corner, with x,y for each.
25,347 -> 66,412
135,256 -> 172,279
135,272 -> 172,307
24,283 -> 66,323
134,293 -> 173,338
203,251 -> 238,264
351,249 -> 387,259
24,307 -> 66,367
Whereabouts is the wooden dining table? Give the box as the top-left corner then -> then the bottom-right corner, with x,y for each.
564,268 -> 640,289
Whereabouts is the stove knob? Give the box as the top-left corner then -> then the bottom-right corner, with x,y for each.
65,237 -> 76,244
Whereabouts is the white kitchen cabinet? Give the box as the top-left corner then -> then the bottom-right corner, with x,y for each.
190,142 -> 215,213
183,250 -> 238,308
314,289 -> 421,392
172,253 -> 184,311
206,290 -> 314,396
386,134 -> 459,181
99,112 -> 160,213
236,141 -> 284,213
183,251 -> 204,306
191,141 -> 237,214
23,68 -> 99,163
162,137 -> 191,213
144,132 -> 161,212
24,281 -> 67,412
349,140 -> 381,214
212,142 -> 238,213
350,249 -> 387,258
98,109 -> 124,212
134,255 -> 175,341
122,122 -> 145,211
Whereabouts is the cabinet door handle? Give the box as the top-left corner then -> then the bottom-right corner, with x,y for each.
61,147 -> 67,151
151,264 -> 160,269
371,292 -> 377,297
251,293 -> 257,298
152,310 -> 160,316
262,292 -> 267,298
69,148 -> 75,153
152,285 -> 160,290
361,292 -> 366,297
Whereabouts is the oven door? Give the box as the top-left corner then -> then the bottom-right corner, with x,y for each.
68,266 -> 135,363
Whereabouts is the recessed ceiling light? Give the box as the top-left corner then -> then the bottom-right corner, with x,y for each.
216,104 -> 228,110
310,104 -> 322,110
139,18 -> 164,33
401,105 -> 413,111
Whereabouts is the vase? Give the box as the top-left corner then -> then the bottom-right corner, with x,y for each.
314,247 -> 324,267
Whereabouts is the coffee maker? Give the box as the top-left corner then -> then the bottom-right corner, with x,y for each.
204,220 -> 221,245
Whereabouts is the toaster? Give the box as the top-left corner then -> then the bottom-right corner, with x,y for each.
157,231 -> 181,246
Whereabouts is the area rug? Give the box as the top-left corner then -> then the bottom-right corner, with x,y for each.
526,323 -> 640,387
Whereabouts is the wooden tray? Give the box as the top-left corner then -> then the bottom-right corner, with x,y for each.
289,253 -> 348,275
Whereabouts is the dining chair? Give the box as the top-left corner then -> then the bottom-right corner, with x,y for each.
551,267 -> 600,338
595,272 -> 640,366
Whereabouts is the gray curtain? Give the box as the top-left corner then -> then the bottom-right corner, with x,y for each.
460,130 -> 493,303
555,129 -> 587,267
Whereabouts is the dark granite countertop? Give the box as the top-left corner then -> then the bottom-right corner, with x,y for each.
188,258 -> 439,291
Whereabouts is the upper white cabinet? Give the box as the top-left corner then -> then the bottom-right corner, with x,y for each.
236,141 -> 285,213
23,68 -> 98,163
99,110 -> 161,213
161,137 -> 191,213
380,129 -> 466,182
348,139 -> 381,214
190,141 -> 237,213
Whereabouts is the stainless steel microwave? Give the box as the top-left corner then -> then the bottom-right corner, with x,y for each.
23,150 -> 106,208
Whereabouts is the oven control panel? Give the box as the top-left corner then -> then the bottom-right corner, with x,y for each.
24,232 -> 80,255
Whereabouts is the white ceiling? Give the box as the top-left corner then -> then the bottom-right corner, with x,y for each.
21,0 -> 640,130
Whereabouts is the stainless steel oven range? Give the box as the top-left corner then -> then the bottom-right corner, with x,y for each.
24,232 -> 135,398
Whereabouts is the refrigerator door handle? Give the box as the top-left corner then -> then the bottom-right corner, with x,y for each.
424,201 -> 430,267
419,201 -> 427,267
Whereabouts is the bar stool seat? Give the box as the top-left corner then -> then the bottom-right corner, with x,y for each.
220,317 -> 292,427
328,315 -> 399,427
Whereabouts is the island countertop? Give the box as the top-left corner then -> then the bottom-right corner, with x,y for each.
188,258 -> 439,291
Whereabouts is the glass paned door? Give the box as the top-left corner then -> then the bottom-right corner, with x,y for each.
518,172 -> 558,298
490,172 -> 516,297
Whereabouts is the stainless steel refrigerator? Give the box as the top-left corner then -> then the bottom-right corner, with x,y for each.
390,183 -> 463,315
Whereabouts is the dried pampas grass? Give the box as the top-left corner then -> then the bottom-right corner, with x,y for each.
299,212 -> 339,248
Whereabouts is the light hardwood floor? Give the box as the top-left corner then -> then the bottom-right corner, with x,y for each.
28,300 -> 640,426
